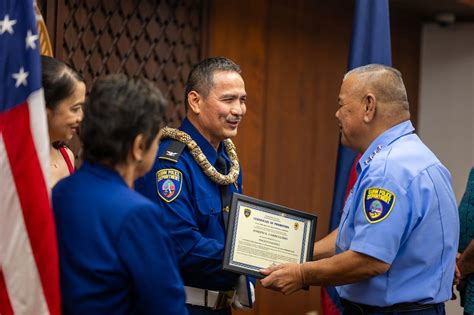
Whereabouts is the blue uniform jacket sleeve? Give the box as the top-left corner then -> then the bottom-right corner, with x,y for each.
116,204 -> 188,315
164,170 -> 239,290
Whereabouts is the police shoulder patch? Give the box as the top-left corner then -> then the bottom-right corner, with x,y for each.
363,187 -> 396,223
156,168 -> 183,203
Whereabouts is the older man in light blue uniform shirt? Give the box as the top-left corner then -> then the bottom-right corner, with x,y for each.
260,64 -> 459,315
336,119 -> 458,307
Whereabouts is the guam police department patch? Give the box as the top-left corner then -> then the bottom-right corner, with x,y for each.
363,187 -> 396,223
156,169 -> 183,203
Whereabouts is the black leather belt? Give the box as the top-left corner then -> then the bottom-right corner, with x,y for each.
341,299 -> 441,314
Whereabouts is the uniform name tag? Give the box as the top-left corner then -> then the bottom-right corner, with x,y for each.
363,187 -> 396,223
156,168 -> 183,202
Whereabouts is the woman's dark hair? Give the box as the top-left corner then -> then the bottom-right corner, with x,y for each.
41,55 -> 84,110
81,74 -> 167,166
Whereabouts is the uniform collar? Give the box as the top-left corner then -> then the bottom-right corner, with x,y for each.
81,161 -> 128,186
180,117 -> 225,165
357,120 -> 415,174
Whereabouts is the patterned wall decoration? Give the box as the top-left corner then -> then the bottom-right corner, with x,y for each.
48,0 -> 206,125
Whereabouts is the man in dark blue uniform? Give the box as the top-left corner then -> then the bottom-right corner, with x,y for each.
136,57 -> 254,314
260,64 -> 459,315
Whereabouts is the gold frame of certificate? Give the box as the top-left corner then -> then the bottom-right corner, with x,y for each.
223,193 -> 317,279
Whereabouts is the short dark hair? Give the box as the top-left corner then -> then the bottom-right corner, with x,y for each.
184,56 -> 241,111
41,55 -> 84,110
81,74 -> 167,166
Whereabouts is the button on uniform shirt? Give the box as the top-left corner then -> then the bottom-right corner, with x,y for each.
53,162 -> 187,315
336,120 -> 459,306
135,118 -> 241,291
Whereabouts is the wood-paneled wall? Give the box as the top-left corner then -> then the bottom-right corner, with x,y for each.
207,1 -> 421,314
40,0 -> 205,156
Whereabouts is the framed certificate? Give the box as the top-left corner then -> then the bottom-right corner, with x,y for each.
223,193 -> 317,279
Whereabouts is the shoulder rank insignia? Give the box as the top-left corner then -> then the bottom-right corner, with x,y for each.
156,168 -> 183,202
363,187 -> 396,223
158,140 -> 186,163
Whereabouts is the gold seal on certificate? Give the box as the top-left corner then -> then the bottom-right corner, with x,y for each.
223,193 -> 317,278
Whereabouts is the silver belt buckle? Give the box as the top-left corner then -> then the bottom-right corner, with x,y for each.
212,290 -> 235,310
184,286 -> 234,309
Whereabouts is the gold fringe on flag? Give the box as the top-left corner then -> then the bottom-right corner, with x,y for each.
35,3 -> 53,57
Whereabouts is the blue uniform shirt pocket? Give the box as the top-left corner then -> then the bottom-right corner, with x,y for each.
194,196 -> 225,239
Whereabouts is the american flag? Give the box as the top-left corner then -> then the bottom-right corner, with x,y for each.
0,1 -> 61,314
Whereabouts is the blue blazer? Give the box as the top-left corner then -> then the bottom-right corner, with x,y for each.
53,161 -> 187,315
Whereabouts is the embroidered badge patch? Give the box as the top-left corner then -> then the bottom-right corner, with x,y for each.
156,169 -> 183,202
363,187 -> 396,223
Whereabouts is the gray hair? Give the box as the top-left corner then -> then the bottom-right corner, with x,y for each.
344,64 -> 409,110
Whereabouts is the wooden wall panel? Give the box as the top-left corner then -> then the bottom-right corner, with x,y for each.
49,0 -> 204,126
42,0 -> 206,158
391,16 -> 422,127
259,2 -> 353,314
207,0 -> 269,199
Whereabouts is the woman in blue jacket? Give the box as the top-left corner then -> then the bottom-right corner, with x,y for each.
53,74 -> 187,315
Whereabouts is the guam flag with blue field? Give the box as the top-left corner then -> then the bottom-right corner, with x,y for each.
321,0 -> 392,314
